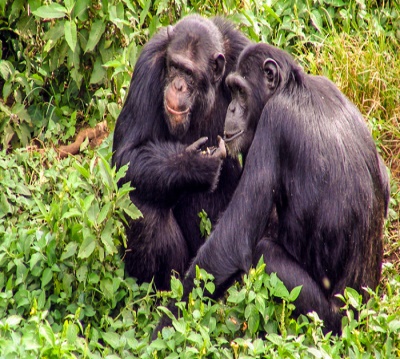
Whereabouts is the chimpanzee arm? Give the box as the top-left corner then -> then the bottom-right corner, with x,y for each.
116,139 -> 224,205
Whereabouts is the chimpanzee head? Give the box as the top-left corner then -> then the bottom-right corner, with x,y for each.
163,16 -> 226,138
224,43 -> 302,157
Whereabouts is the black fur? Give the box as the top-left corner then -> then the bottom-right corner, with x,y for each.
112,15 -> 249,290
155,43 -> 390,336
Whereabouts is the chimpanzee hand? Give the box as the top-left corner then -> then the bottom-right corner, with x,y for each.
186,136 -> 226,159
209,135 -> 227,159
185,136 -> 209,153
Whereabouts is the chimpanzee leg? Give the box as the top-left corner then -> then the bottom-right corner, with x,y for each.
253,238 -> 342,334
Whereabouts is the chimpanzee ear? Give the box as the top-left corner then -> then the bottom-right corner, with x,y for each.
167,25 -> 174,40
212,53 -> 226,83
263,58 -> 280,90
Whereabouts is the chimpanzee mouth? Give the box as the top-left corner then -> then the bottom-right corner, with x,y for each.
224,130 -> 244,143
166,104 -> 190,116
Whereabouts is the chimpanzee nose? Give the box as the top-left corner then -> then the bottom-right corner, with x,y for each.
173,78 -> 185,92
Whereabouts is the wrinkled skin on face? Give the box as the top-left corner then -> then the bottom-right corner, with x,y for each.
163,19 -> 226,139
224,57 -> 281,158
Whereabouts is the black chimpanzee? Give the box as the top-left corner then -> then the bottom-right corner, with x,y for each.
154,43 -> 390,336
112,15 -> 250,290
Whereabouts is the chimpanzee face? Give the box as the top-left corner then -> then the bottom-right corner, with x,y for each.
163,22 -> 226,139
224,47 -> 281,157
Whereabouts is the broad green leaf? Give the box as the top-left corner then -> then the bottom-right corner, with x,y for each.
89,57 -> 106,84
85,20 -> 106,53
43,21 -> 65,53
64,20 -> 77,52
107,102 -> 120,120
0,192 -> 12,218
61,208 -> 81,219
388,320 -> 400,332
73,0 -> 89,20
15,183 -> 31,196
98,156 -> 113,189
245,304 -> 260,333
227,288 -> 246,304
74,162 -> 90,179
82,194 -> 95,213
100,219 -> 118,255
76,265 -> 88,282
32,4 -> 67,19
64,0 -> 75,13
100,278 -> 114,299
39,323 -> 56,346
66,322 -> 79,345
78,236 -> 96,259
29,252 -> 42,270
289,285 -> 302,302
139,0 -> 151,27
97,202 -> 112,224
172,318 -> 186,334
102,331 -> 121,349
0,60 -> 14,80
41,268 -> 52,288
119,202 -> 141,221
6,315 -> 23,328
310,9 -> 323,33
60,242 -> 78,261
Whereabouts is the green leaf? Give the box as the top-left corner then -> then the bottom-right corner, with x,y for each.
76,265 -> 88,282
61,208 -> 82,219
85,20 -> 106,53
32,4 -> 67,19
288,285 -> 302,302
102,331 -> 121,349
139,0 -> 151,27
310,9 -> 323,33
121,203 -> 142,221
41,268 -> 52,288
64,20 -> 77,52
39,323 -> 56,346
30,252 -> 43,270
100,218 -> 118,255
0,60 -> 15,80
74,162 -> 90,179
6,315 -> 23,328
73,0 -> 89,21
78,236 -> 96,259
64,0 -> 75,13
97,202 -> 112,225
227,288 -> 246,304
90,57 -> 106,84
172,318 -> 186,334
245,303 -> 260,334
66,322 -> 79,345
100,278 -> 114,299
0,192 -> 12,218
60,242 -> 78,261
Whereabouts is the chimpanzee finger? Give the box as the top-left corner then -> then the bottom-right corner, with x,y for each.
211,136 -> 227,159
186,137 -> 208,152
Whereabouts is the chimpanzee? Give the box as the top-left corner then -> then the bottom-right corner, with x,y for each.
154,43 -> 390,336
112,15 -> 250,290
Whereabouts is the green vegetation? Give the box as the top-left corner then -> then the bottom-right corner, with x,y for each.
0,0 -> 399,357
